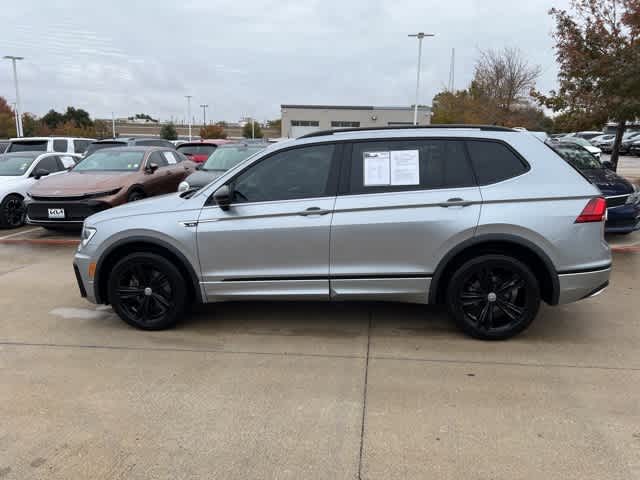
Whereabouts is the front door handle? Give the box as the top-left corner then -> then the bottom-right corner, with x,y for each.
298,207 -> 331,216
439,197 -> 473,207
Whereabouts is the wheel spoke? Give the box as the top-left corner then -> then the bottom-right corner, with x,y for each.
460,291 -> 484,306
140,296 -> 151,321
117,287 -> 144,299
497,299 -> 524,321
497,276 -> 524,294
152,292 -> 170,310
476,302 -> 490,328
131,265 -> 148,286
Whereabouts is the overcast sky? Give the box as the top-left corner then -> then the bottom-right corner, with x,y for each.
0,0 -> 570,123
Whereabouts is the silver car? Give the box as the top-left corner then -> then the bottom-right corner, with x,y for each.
74,126 -> 611,340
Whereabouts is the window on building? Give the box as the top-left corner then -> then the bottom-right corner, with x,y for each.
291,120 -> 319,127
331,121 -> 360,128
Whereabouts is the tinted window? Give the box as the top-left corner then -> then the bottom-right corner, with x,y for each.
0,142 -> 9,153
73,140 -> 90,153
149,151 -> 169,167
85,141 -> 126,155
7,140 -> 47,152
466,140 -> 528,185
53,139 -> 67,152
203,145 -> 265,172
348,139 -> 475,194
35,156 -> 62,174
231,144 -> 335,203
137,139 -> 174,148
177,144 -> 217,155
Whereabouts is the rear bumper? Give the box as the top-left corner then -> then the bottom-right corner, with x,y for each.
557,266 -> 611,304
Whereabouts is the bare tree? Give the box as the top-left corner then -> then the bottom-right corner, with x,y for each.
474,48 -> 541,113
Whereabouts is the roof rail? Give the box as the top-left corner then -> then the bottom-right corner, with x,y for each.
297,124 -> 515,139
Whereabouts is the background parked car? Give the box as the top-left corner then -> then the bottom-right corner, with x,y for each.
0,140 -> 10,153
176,139 -> 232,163
619,131 -> 640,154
6,137 -> 94,155
549,141 -> 640,234
0,151 -> 82,228
558,137 -> 602,158
26,147 -> 195,229
85,137 -> 176,157
571,131 -> 604,140
178,142 -> 268,192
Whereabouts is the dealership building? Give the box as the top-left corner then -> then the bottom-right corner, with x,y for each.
280,104 -> 432,137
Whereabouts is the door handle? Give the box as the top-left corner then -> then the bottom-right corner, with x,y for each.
439,197 -> 473,207
298,207 -> 331,216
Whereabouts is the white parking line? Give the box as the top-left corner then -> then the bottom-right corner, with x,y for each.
0,227 -> 41,240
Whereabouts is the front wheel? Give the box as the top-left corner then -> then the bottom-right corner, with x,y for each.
446,254 -> 540,340
108,252 -> 187,330
0,194 -> 26,229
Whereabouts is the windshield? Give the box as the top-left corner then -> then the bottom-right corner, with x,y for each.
0,155 -> 36,176
178,144 -> 217,155
74,150 -> 145,172
553,145 -> 602,169
202,145 -> 265,171
85,141 -> 126,156
7,140 -> 48,152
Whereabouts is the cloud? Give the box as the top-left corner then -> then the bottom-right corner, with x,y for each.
0,0 -> 570,122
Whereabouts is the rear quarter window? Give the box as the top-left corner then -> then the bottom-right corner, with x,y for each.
466,140 -> 529,185
53,139 -> 67,152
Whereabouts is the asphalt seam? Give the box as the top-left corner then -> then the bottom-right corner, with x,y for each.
1,340 -> 639,372
357,312 -> 372,480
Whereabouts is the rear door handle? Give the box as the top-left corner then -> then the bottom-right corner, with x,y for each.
439,197 -> 473,207
298,207 -> 331,216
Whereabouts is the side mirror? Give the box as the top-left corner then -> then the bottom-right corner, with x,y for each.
195,164 -> 203,170
213,185 -> 232,210
601,160 -> 614,170
147,162 -> 159,173
33,168 -> 50,179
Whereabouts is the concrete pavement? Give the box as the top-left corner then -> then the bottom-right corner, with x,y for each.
0,243 -> 638,479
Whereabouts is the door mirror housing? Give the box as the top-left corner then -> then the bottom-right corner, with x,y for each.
146,162 -> 159,173
601,160 -> 614,170
213,184 -> 232,210
33,168 -> 50,179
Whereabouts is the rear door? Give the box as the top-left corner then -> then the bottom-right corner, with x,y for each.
329,138 -> 482,303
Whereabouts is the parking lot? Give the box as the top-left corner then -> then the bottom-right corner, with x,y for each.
0,225 -> 638,479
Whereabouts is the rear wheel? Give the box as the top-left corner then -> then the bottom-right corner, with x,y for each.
446,255 -> 540,340
127,190 -> 145,202
0,194 -> 26,229
108,252 -> 187,330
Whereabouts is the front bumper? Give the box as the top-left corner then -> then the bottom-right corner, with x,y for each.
605,203 -> 640,233
557,266 -> 611,304
26,199 -> 111,228
73,252 -> 98,304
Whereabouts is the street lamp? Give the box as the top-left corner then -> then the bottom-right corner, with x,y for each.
4,56 -> 24,137
200,104 -> 208,126
407,32 -> 434,125
185,95 -> 193,141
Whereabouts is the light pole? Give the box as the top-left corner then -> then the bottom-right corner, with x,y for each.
111,112 -> 116,138
4,56 -> 24,137
185,95 -> 193,140
408,32 -> 434,125
200,104 -> 208,126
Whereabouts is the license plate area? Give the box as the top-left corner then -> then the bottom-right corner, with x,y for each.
47,208 -> 65,219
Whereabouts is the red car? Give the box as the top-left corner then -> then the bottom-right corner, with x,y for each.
176,139 -> 231,163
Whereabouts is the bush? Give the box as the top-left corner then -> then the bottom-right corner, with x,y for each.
160,122 -> 178,140
242,121 -> 263,139
200,124 -> 227,139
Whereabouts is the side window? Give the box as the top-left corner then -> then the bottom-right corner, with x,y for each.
348,139 -> 475,194
53,139 -> 67,152
73,140 -> 90,153
231,144 -> 335,203
162,151 -> 178,164
35,155 -> 62,174
466,140 -> 528,185
59,155 -> 77,169
149,151 -> 169,167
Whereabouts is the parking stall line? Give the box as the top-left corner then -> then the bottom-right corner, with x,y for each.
0,227 -> 41,240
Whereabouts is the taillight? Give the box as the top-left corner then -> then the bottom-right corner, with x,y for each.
575,197 -> 607,223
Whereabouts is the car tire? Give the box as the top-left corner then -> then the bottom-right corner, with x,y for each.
127,190 -> 145,202
0,194 -> 26,229
446,254 -> 540,340
108,252 -> 187,330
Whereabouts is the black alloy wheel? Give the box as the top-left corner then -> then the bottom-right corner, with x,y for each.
0,194 -> 26,228
108,253 -> 186,330
447,255 -> 540,340
127,190 -> 145,202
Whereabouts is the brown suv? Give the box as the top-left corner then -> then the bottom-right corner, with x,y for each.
26,147 -> 195,229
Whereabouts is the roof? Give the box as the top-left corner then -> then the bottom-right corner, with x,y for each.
0,151 -> 41,158
281,104 -> 431,111
298,124 -> 514,139
90,146 -> 168,152
9,136 -> 95,141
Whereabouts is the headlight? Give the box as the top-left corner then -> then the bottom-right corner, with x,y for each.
178,181 -> 190,193
79,225 -> 96,250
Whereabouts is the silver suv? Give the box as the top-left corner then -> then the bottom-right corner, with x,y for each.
73,126 -> 612,340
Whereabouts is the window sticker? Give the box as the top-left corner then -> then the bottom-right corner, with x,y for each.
363,151 -> 390,186
390,150 -> 420,185
163,151 -> 177,164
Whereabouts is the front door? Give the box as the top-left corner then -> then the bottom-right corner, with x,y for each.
329,138 -> 482,303
196,143 -> 339,301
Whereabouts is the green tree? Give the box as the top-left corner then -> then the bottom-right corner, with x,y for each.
42,109 -> 64,130
64,107 -> 93,128
200,124 -> 228,139
533,0 -> 640,170
21,113 -> 42,137
242,120 -> 263,139
160,122 -> 178,140
0,97 -> 17,138
267,118 -> 282,130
